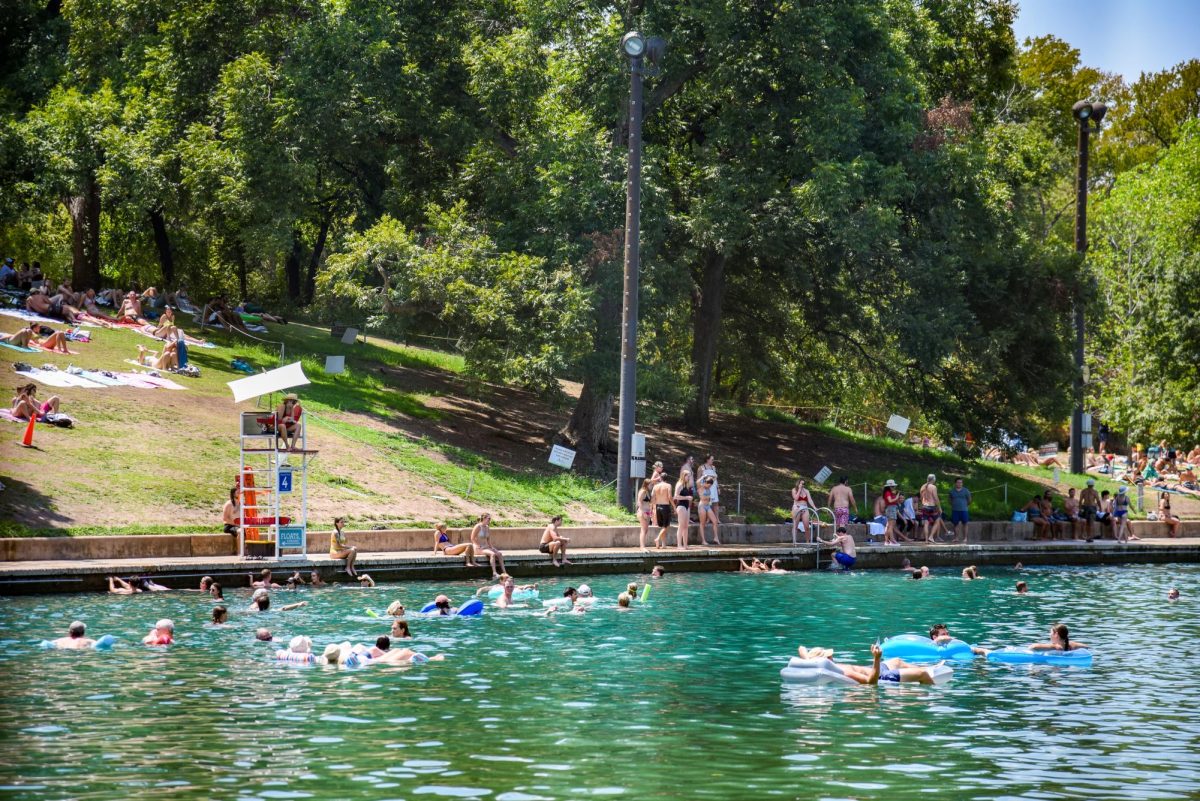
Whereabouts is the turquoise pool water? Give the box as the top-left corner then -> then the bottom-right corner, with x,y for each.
1,565 -> 1198,800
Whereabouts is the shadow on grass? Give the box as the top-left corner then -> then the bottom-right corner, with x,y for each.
0,475 -> 76,536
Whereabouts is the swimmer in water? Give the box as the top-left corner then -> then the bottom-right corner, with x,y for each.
432,594 -> 454,615
391,619 -> 413,639
107,576 -> 144,594
1016,581 -> 1028,594
474,574 -> 537,597
651,565 -> 665,578
617,592 -> 632,608
910,569 -> 923,580
309,570 -> 325,587
768,560 -> 789,573
250,569 -> 282,589
1029,623 -> 1087,652
627,582 -> 638,597
357,574 -> 375,588
921,566 -> 931,578
961,565 -> 980,580
1168,587 -> 1180,601
900,558 -> 912,572
494,577 -> 520,609
1014,561 -> 1024,570
255,628 -> 273,642
928,623 -> 989,656
51,620 -> 96,649
796,644 -> 940,685
370,638 -> 445,665
386,600 -> 406,618
739,557 -> 768,573
211,606 -> 229,625
142,619 -> 175,646
197,576 -> 213,592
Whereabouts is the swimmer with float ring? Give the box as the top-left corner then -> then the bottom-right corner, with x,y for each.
40,620 -> 115,651
987,623 -> 1093,666
419,594 -> 484,616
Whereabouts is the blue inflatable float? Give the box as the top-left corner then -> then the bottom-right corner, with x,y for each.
881,634 -> 975,662
986,647 -> 1093,667
486,586 -> 539,601
419,598 -> 484,617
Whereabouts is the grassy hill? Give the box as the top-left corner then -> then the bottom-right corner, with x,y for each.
0,312 -> 1165,537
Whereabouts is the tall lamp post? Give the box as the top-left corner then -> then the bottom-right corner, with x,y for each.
616,32 -> 663,510
1069,100 -> 1106,474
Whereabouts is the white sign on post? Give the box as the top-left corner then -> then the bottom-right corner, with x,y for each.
549,444 -> 576,469
324,355 -> 345,374
630,432 -> 646,478
886,415 -> 911,436
1052,467 -> 1060,485
813,465 -> 832,484
340,327 -> 359,345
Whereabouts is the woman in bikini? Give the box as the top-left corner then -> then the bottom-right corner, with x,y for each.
329,516 -> 359,577
1,322 -> 71,352
636,478 -> 654,551
792,479 -> 814,543
470,513 -> 506,579
1158,492 -> 1180,538
674,471 -> 694,549
11,383 -> 60,421
432,522 -> 479,566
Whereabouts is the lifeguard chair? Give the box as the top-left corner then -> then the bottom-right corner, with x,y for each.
228,363 -> 318,560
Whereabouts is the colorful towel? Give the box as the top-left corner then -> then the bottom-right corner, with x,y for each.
14,367 -> 108,389
76,369 -> 126,387
0,341 -> 38,353
111,372 -> 163,389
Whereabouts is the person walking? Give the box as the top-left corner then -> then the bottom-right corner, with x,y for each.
948,478 -> 972,543
791,479 -> 814,543
650,476 -> 674,548
827,476 -> 858,531
881,480 -> 900,545
698,455 -> 722,545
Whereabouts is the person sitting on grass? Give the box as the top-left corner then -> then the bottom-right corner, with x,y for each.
51,621 -> 96,649
116,291 -> 147,325
539,515 -> 571,567
329,516 -> 358,577
1,322 -> 71,352
135,340 -> 178,370
11,383 -> 61,422
795,644 -> 939,685
432,522 -> 479,566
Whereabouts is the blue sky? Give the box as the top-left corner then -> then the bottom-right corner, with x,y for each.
1013,0 -> 1200,80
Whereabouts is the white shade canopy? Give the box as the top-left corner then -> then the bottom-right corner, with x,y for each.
227,361 -> 310,403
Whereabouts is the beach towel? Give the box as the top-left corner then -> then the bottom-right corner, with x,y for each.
0,308 -> 96,327
76,369 -> 126,387
111,372 -> 163,389
122,372 -> 186,390
0,341 -> 38,353
15,367 -> 108,389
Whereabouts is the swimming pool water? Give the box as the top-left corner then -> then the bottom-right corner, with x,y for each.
1,565 -> 1198,801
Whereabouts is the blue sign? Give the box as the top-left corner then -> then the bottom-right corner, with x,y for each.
278,526 -> 305,549
278,468 -> 293,493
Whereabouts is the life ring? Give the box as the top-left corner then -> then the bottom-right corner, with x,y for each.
276,650 -> 316,663
881,634 -> 975,662
986,647 -> 1093,666
486,586 -> 539,601
418,598 -> 484,617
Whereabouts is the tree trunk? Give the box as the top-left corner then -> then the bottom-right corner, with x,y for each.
559,380 -> 615,473
304,211 -> 331,305
234,242 -> 248,299
284,234 -> 303,302
683,248 -> 727,429
147,208 -> 174,287
66,174 -> 101,289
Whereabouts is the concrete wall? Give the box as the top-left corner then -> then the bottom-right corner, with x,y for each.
3,520 -> 1198,562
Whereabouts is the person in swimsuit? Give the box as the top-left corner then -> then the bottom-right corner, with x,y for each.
919,475 -> 941,544
432,522 -> 479,566
51,621 -> 97,649
827,477 -> 857,531
1021,495 -> 1050,540
880,480 -> 900,545
222,487 -> 241,536
650,477 -> 674,548
1029,623 -> 1087,652
1079,479 -> 1101,540
309,570 -> 324,587
11,383 -> 61,422
1158,492 -> 1180,537
696,476 -> 717,546
674,471 -> 694,549
2,322 -> 71,352
1112,487 -> 1135,542
795,644 -> 939,685
142,619 -> 175,646
329,517 -> 358,576
636,478 -> 654,550
391,619 -> 413,638
470,513 -> 506,579
698,455 -> 722,545
1063,488 -> 1083,540
275,394 -> 302,451
791,479 -> 814,542
539,515 -> 571,566
817,526 -> 857,570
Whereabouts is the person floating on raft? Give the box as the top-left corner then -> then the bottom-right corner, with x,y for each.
796,644 -> 943,685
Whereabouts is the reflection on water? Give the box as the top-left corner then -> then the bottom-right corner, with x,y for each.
1,565 -> 1199,800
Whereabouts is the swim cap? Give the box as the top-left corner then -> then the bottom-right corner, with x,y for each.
577,584 -> 593,597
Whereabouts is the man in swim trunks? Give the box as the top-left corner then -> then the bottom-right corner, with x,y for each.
827,477 -> 857,530
1079,479 -> 1101,540
539,515 -> 571,567
919,475 -> 941,544
796,644 -> 938,684
650,476 -> 674,548
52,620 -> 96,649
817,526 -> 856,570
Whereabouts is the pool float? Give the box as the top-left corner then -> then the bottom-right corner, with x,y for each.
39,634 -> 116,651
640,584 -> 651,603
881,634 -> 975,662
486,586 -> 539,601
780,656 -> 955,685
276,650 -> 316,663
542,596 -> 597,608
419,598 -> 484,616
986,647 -> 1093,667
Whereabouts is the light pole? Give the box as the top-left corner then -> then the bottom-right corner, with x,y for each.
616,32 -> 663,510
1069,100 -> 1106,474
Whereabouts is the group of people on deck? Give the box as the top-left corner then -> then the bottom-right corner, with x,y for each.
635,455 -> 723,551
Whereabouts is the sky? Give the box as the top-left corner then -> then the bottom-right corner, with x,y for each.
1013,0 -> 1200,80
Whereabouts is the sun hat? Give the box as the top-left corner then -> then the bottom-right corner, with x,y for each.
284,393 -> 298,401
1118,486 -> 1128,494
322,643 -> 343,664
577,584 -> 593,597
884,479 -> 897,488
1086,478 -> 1095,486
289,635 -> 312,654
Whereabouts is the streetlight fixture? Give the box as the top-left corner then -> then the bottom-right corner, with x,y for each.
616,31 -> 664,510
1069,100 -> 1106,474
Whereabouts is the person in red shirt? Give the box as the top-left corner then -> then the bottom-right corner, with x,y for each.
275,393 -> 302,451
882,479 -> 901,545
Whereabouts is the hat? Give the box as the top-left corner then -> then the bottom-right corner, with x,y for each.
284,393 -> 298,401
154,618 -> 174,632
1086,478 -> 1095,486
577,584 -> 593,597
1118,486 -> 1128,494
386,600 -> 406,617
289,635 -> 312,653
322,643 -> 343,664
884,479 -> 896,488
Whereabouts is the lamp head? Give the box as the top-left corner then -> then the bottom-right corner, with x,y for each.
1090,102 -> 1107,122
1072,100 -> 1092,122
621,32 -> 646,58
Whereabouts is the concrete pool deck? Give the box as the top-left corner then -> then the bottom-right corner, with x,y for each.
2,536 -> 1198,594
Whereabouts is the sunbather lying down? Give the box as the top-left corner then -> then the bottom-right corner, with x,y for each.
1,323 -> 71,352
1013,450 -> 1062,468
796,645 -> 940,684
136,341 -> 179,370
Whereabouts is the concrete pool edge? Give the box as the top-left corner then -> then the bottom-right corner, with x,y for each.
1,539 -> 1198,594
